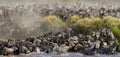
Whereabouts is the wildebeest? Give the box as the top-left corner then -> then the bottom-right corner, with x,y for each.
3,47 -> 15,55
53,43 -> 70,55
100,40 -> 118,54
83,44 -> 98,55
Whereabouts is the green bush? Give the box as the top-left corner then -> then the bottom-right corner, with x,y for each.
41,15 -> 66,33
76,19 -> 105,34
66,15 -> 80,27
104,16 -> 120,28
67,16 -> 105,34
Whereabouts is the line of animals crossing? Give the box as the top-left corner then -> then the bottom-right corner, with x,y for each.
0,28 -> 118,56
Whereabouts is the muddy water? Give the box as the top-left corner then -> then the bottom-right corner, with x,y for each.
1,53 -> 120,57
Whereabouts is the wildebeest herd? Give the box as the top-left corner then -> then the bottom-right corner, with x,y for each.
0,2 -> 119,56
0,28 -> 118,56
0,2 -> 120,21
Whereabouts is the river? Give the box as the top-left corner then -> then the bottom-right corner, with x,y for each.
1,53 -> 119,57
